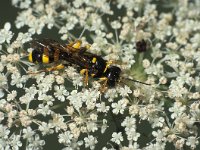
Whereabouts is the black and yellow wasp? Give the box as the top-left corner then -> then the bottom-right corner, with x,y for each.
28,39 -> 122,89
28,39 -> 149,90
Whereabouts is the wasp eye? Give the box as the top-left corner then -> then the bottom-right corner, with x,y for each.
31,50 -> 42,63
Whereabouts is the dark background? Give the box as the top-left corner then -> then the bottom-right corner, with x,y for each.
0,1 -> 18,28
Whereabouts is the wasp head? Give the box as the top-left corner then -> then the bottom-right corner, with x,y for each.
105,66 -> 121,87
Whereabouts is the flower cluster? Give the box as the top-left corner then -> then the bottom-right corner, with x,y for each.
0,0 -> 200,149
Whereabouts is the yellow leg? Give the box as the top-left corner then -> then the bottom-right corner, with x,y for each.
68,40 -> 82,49
99,77 -> 108,93
28,64 -> 65,74
103,60 -> 113,73
46,64 -> 65,71
80,69 -> 89,86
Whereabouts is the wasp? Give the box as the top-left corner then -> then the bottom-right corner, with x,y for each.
28,39 -> 149,90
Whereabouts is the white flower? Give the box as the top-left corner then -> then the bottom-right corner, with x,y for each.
111,132 -> 123,145
38,122 -> 54,135
169,102 -> 186,119
151,117 -> 165,128
186,136 -> 199,149
82,89 -> 100,110
0,22 -> 13,44
143,59 -> 151,68
37,104 -> 52,116
26,134 -> 45,149
0,73 -> 7,89
0,125 -> 10,139
54,85 -> 69,102
58,131 -> 73,144
152,130 -> 166,142
19,93 -> 33,104
111,98 -> 128,114
38,94 -> 55,106
86,122 -> 98,132
11,73 -> 24,88
9,134 -> 22,149
111,20 -> 121,29
84,135 -> 97,150
168,80 -> 188,98
67,90 -> 83,111
126,128 -> 140,141
118,85 -> 132,97
22,127 -> 35,140
121,116 -> 136,130
96,102 -> 110,113
7,90 -> 17,101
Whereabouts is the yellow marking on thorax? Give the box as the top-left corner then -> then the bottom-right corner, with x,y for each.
92,57 -> 97,63
28,52 -> 33,62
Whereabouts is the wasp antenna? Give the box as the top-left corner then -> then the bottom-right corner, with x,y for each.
78,27 -> 87,39
122,77 -> 151,85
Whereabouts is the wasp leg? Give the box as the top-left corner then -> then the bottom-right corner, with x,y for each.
28,64 -> 65,74
68,40 -> 82,49
80,69 -> 89,86
98,77 -> 108,93
103,60 -> 113,73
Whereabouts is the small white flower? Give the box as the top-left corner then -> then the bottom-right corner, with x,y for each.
86,122 -> 98,132
58,131 -> 73,144
67,90 -> 83,111
169,102 -> 186,119
84,135 -> 97,150
126,128 -> 140,141
54,85 -> 69,102
22,127 -> 35,139
0,22 -> 13,44
9,134 -> 22,149
118,85 -> 132,97
7,90 -> 17,101
27,134 -> 45,149
143,59 -> 151,68
112,99 -> 128,114
0,125 -> 10,139
96,102 -> 110,113
37,104 -> 52,116
0,73 -> 7,89
152,130 -> 166,142
121,116 -> 136,129
111,20 -> 121,29
111,132 -> 123,145
186,136 -> 199,149
38,122 -> 54,135
11,73 -> 24,88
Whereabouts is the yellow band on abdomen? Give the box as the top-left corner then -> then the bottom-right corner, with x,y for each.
28,52 -> 33,62
42,55 -> 49,63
